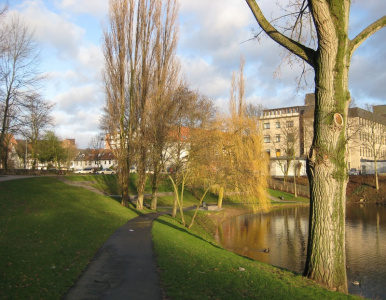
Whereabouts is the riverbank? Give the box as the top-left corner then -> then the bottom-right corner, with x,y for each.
278,175 -> 386,204
152,208 -> 359,299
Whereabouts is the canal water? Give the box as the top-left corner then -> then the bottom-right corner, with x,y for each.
218,205 -> 386,299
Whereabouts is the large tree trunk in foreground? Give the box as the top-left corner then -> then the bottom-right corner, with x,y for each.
245,0 -> 386,292
304,1 -> 350,292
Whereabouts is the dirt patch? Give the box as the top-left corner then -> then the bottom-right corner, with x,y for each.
56,176 -> 106,195
346,175 -> 386,204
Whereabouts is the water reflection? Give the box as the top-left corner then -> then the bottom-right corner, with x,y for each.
218,205 -> 386,299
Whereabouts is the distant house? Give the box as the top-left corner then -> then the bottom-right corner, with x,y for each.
104,126 -> 191,172
71,149 -> 117,171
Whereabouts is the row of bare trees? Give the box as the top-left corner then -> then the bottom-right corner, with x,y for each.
0,5 -> 55,169
102,0 -> 184,208
101,1 -> 270,222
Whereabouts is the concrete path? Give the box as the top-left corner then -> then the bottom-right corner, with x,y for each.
0,175 -> 35,182
63,212 -> 165,300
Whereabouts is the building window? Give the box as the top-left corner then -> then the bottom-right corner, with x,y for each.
264,123 -> 270,129
286,121 -> 294,128
276,149 -> 281,157
276,134 -> 280,142
264,135 -> 271,143
276,122 -> 280,128
266,149 -> 271,156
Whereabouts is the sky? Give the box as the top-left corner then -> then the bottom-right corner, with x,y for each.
5,0 -> 386,148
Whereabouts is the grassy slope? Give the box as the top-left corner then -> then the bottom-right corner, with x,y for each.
268,189 -> 309,203
65,173 -> 173,196
153,212 -> 358,300
1,175 -> 353,299
0,177 -> 139,299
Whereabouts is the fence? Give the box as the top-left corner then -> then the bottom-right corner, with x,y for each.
268,178 -> 310,198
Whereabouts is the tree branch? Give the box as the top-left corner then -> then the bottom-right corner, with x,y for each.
349,16 -> 386,57
245,0 -> 316,68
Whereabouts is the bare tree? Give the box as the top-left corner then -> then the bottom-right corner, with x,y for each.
0,16 -> 44,169
244,102 -> 264,119
102,0 -> 137,206
20,93 -> 54,169
360,104 -> 386,190
88,133 -> 105,170
165,84 -> 215,219
271,117 -> 300,186
245,0 -> 386,291
102,0 -> 180,209
135,0 -> 180,210
146,0 -> 180,210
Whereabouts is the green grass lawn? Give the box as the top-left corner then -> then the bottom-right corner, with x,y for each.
268,189 -> 310,203
65,174 -> 212,209
0,175 -> 323,299
152,212 -> 358,300
0,177 -> 139,299
65,173 -> 173,195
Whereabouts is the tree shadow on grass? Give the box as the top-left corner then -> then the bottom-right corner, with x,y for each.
153,215 -> 225,251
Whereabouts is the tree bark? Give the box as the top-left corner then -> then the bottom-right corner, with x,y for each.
136,149 -> 147,210
374,159 -> 379,190
244,0 -> 373,292
245,0 -> 386,290
303,1 -> 350,292
217,186 -> 224,209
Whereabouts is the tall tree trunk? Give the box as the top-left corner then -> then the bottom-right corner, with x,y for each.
172,192 -> 178,218
374,158 -> 379,190
151,170 -> 159,210
293,162 -> 297,198
136,149 -> 147,210
304,2 -> 350,291
217,186 -> 224,209
151,156 -> 163,210
150,188 -> 158,210
245,0 -> 386,292
120,156 -> 130,207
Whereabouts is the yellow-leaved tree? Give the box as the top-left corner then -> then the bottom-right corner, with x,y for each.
188,57 -> 270,228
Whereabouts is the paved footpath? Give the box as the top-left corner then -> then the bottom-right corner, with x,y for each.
63,212 -> 165,300
0,175 -> 35,182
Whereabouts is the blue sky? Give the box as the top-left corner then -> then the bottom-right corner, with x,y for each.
6,0 -> 386,148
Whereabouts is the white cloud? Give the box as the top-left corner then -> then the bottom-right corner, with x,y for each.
12,0 -> 85,60
9,1 -> 106,148
55,0 -> 108,17
179,0 -> 386,113
7,0 -> 386,148
54,84 -> 103,113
